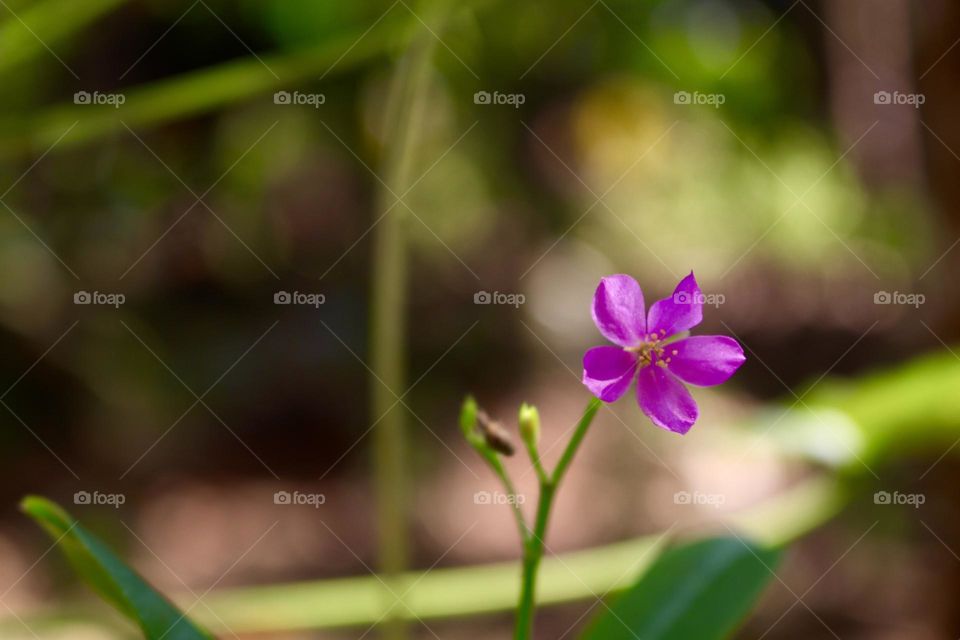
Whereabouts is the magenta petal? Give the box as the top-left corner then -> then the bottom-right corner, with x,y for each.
582,346 -> 638,402
646,272 -> 703,338
636,365 -> 698,434
592,274 -> 646,347
667,335 -> 745,387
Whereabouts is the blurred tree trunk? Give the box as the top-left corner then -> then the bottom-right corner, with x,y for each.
823,0 -> 923,187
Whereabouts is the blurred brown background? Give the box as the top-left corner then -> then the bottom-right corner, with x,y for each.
1,0 -> 959,638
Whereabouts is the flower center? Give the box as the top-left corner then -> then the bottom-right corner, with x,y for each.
625,330 -> 679,368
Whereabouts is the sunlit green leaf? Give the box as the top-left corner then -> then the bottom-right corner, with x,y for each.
0,0 -> 127,75
21,496 -> 213,640
581,536 -> 781,640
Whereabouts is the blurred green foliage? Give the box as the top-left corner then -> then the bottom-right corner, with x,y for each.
0,0 -> 952,637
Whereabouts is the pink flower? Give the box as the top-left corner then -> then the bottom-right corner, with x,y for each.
582,273 -> 745,434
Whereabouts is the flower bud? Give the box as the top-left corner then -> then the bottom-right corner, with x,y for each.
518,403 -> 540,448
477,410 -> 515,456
459,395 -> 484,448
460,396 -> 478,435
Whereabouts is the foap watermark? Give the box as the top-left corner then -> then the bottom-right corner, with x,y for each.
673,291 -> 725,308
274,290 -> 326,308
673,490 -> 725,509
74,490 -> 126,508
274,490 -> 326,508
874,90 -> 925,108
874,490 -> 925,509
474,490 -> 525,505
74,90 -> 126,108
474,290 -> 525,308
274,90 -> 326,108
874,291 -> 924,308
473,90 -> 525,108
74,290 -> 125,308
673,91 -> 725,108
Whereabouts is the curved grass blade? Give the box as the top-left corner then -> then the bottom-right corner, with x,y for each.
581,536 -> 782,640
21,496 -> 213,640
0,10 -> 405,158
0,0 -> 128,76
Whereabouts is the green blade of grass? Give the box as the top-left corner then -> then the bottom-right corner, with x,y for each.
21,496 -> 213,640
0,11 -> 405,158
580,537 -> 781,640
0,0 -> 128,75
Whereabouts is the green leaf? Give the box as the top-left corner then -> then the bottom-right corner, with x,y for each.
21,496 -> 214,640
0,0 -> 128,75
581,536 -> 782,640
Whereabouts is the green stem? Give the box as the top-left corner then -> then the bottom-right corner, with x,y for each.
514,481 -> 554,640
523,440 -> 550,485
552,397 -> 602,484
370,27 -> 436,640
514,397 -> 603,640
483,451 -> 529,542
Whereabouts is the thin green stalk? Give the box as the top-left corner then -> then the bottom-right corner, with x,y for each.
369,23 -> 437,640
482,451 -> 529,542
514,481 -> 554,639
552,398 -> 602,484
514,397 -> 603,640
523,438 -> 550,486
